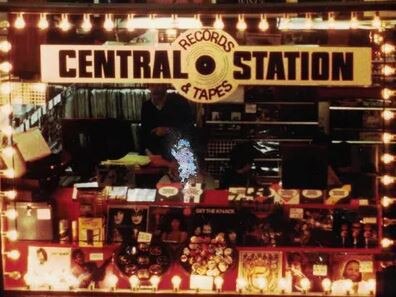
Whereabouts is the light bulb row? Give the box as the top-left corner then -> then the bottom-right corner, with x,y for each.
10,11 -> 390,32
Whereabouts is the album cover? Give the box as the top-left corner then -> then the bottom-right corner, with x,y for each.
107,206 -> 148,243
238,250 -> 282,293
27,246 -> 71,289
78,217 -> 104,247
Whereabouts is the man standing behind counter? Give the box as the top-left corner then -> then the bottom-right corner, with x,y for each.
141,84 -> 194,158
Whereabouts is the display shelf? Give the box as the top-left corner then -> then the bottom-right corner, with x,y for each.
205,121 -> 318,125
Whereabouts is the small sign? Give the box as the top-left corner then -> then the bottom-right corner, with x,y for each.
190,275 -> 213,291
360,261 -> 373,273
158,186 -> 179,198
37,208 -> 51,220
137,232 -> 152,243
245,103 -> 257,114
289,208 -> 304,219
359,199 -> 369,206
313,264 -> 328,276
362,217 -> 377,224
89,253 -> 104,261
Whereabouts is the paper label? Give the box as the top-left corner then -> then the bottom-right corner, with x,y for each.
362,217 -> 377,224
89,253 -> 104,261
245,103 -> 257,114
360,261 -> 373,273
137,232 -> 152,243
158,186 -> 179,198
313,264 -> 328,276
289,208 -> 304,219
37,208 -> 51,220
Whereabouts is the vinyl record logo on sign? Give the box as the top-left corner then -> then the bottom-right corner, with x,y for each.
173,29 -> 238,103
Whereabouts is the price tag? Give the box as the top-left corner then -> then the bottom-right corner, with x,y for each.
89,253 -> 104,261
289,208 -> 304,219
137,232 -> 152,243
245,103 -> 257,114
360,261 -> 373,273
37,208 -> 51,220
313,264 -> 328,276
363,217 -> 377,224
359,199 -> 369,206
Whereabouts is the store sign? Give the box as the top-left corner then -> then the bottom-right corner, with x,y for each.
41,29 -> 371,103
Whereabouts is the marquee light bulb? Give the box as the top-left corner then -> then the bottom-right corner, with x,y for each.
213,14 -> 224,30
0,40 -> 11,53
214,276 -> 224,291
382,43 -> 395,55
258,14 -> 269,31
367,279 -> 376,294
107,273 -> 118,289
328,12 -> 336,29
381,238 -> 394,248
382,65 -> 395,76
281,14 -> 290,30
194,14 -> 202,29
304,13 -> 313,30
300,278 -> 311,292
344,279 -> 353,294
2,168 -> 15,179
3,190 -> 17,200
382,196 -> 394,207
59,14 -> 71,32
236,14 -> 247,32
382,110 -> 395,120
14,13 -> 25,29
372,12 -> 381,30
382,88 -> 394,100
129,275 -> 139,290
126,14 -> 134,32
256,276 -> 267,292
382,132 -> 393,143
1,103 -> 13,116
322,278 -> 332,293
7,250 -> 20,260
149,275 -> 160,289
2,146 -> 15,158
81,14 -> 92,32
381,153 -> 395,164
381,174 -> 395,185
6,230 -> 18,241
38,13 -> 49,30
236,277 -> 247,292
0,61 -> 12,73
171,275 -> 181,291
350,12 -> 359,29
103,14 -> 114,32
5,209 -> 18,220
278,277 -> 288,293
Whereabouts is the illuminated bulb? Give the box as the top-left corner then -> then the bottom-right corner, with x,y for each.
382,132 -> 393,143
14,13 -> 25,29
381,154 -> 395,164
236,277 -> 247,292
2,146 -> 15,158
0,61 -> 12,73
278,277 -> 288,293
150,275 -> 160,290
322,278 -> 332,293
381,43 -> 395,55
328,12 -> 336,29
214,276 -> 224,292
281,14 -> 290,30
129,275 -> 139,290
350,12 -> 359,29
256,276 -> 267,292
171,14 -> 179,29
1,125 -> 14,137
1,103 -> 13,115
236,14 -> 247,32
0,82 -> 12,95
373,33 -> 384,45
304,13 -> 313,30
382,65 -> 395,76
107,274 -> 118,290
372,12 -> 381,30
7,250 -> 20,260
38,13 -> 49,30
367,279 -> 376,294
381,175 -> 395,185
258,14 -> 269,31
382,110 -> 395,120
5,208 -> 18,220
171,275 -> 181,291
381,237 -> 394,248
2,168 -> 15,179
32,82 -> 47,93
6,230 -> 18,241
24,273 -> 33,286
81,14 -> 92,32
3,190 -> 17,200
103,14 -> 114,32
344,279 -> 353,294
59,14 -> 71,32
382,88 -> 394,100
0,40 -> 11,53
165,29 -> 177,39
126,14 -> 134,32
213,14 -> 224,30
300,278 -> 311,292
194,14 -> 202,29
382,196 -> 394,207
